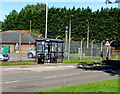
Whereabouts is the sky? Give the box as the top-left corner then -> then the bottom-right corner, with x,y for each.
0,0 -> 119,21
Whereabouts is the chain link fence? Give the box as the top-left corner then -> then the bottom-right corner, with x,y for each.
64,41 -> 109,60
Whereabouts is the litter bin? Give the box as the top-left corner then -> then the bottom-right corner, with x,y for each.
36,54 -> 44,64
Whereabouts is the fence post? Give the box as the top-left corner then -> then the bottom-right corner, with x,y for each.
109,41 -> 113,59
68,37 -> 73,59
80,38 -> 85,59
91,39 -> 95,59
101,40 -> 105,52
100,40 -> 105,59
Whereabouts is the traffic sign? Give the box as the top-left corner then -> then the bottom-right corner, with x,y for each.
104,41 -> 110,46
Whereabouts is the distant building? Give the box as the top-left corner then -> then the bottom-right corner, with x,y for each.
0,30 -> 39,53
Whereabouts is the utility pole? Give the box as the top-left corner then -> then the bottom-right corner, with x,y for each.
86,20 -> 89,48
45,0 -> 48,38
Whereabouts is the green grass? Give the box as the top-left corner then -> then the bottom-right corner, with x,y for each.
67,54 -> 101,59
38,79 -> 119,92
63,60 -> 102,63
0,62 -> 37,66
113,56 -> 120,60
0,60 -> 102,66
10,53 -> 27,55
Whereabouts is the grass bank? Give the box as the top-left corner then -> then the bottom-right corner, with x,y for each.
37,79 -> 119,93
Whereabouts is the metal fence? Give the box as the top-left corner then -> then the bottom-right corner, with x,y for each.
64,41 -> 109,60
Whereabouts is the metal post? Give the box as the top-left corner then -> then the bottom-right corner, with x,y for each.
100,40 -> 104,59
80,38 -> 85,59
45,0 -> 48,38
91,39 -> 95,59
19,32 -> 24,52
101,40 -> 104,52
19,36 -> 21,52
86,20 -> 89,48
109,46 -> 111,59
106,46 -> 109,60
68,16 -> 72,60
30,20 -> 31,32
91,42 -> 93,59
65,26 -> 68,56
80,41 -> 82,59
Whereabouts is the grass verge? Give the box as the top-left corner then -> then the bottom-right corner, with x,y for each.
0,62 -> 37,66
0,60 -> 103,66
65,54 -> 101,59
63,60 -> 102,63
36,79 -> 119,93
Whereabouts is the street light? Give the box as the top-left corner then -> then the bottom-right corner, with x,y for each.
68,15 -> 73,60
45,0 -> 48,38
65,26 -> 68,56
86,20 -> 89,48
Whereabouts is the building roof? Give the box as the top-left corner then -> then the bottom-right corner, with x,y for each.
36,38 -> 64,43
0,30 -> 39,44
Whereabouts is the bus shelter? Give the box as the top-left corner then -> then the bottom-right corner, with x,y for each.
35,38 -> 64,64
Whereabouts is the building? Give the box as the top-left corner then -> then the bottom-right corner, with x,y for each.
0,30 -> 39,53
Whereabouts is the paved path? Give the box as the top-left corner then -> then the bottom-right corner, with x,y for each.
2,63 -> 118,92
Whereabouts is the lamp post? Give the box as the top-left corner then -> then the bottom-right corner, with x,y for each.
45,0 -> 48,38
68,15 -> 73,60
86,20 -> 89,48
65,26 -> 68,56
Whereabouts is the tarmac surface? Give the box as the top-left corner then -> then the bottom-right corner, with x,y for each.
1,63 -> 118,92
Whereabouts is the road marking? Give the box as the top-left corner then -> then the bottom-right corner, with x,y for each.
4,80 -> 20,84
42,73 -> 80,79
58,73 -> 80,77
43,76 -> 57,79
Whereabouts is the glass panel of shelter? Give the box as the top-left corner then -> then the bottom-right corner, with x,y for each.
44,42 -> 62,63
36,42 -> 43,54
36,40 -> 64,63
57,43 -> 63,63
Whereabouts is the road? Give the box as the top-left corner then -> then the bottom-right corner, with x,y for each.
2,63 -> 118,92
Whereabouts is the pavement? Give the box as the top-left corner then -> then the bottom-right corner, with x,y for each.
1,63 -> 118,92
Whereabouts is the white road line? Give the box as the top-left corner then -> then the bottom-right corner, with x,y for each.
42,73 -> 80,79
4,80 -> 20,84
58,73 -> 80,77
43,76 -> 57,79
